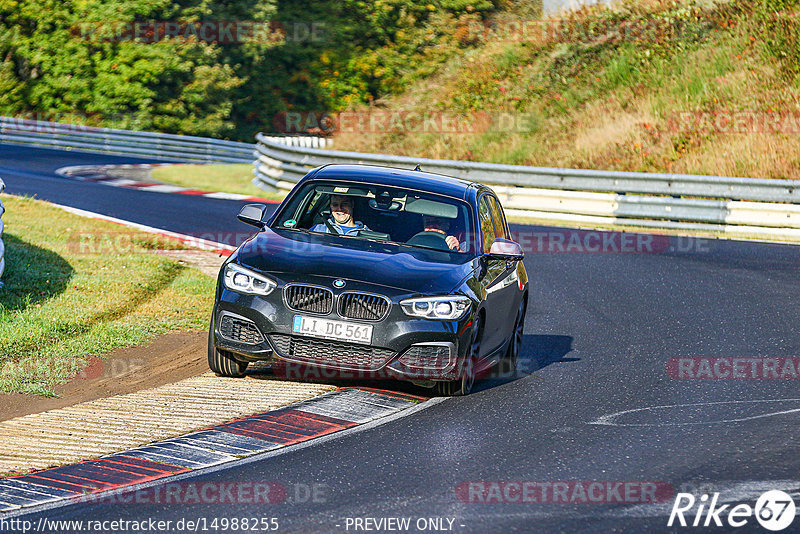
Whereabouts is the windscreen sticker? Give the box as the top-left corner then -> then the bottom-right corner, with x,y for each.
284,219 -> 297,228
333,187 -> 350,193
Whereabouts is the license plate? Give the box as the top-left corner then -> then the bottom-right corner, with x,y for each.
292,315 -> 373,345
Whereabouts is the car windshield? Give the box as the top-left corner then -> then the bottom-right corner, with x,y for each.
271,181 -> 475,254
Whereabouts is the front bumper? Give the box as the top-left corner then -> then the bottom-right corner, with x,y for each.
212,275 -> 474,382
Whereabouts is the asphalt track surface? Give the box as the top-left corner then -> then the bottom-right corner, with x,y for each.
0,144 -> 248,238
4,143 -> 800,533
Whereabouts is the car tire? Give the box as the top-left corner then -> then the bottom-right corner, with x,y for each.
435,317 -> 481,397
499,299 -> 526,378
208,322 -> 248,377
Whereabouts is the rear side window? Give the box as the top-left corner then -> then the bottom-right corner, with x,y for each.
478,196 -> 497,253
487,195 -> 508,240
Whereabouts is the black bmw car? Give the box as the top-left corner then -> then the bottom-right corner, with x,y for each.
209,164 -> 528,396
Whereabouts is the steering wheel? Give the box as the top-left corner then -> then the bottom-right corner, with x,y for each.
407,230 -> 450,251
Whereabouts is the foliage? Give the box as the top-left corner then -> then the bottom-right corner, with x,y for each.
233,0 -> 504,139
333,0 -> 800,181
0,0 -> 505,140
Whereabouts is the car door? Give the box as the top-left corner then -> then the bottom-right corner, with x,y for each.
487,194 -> 522,340
478,194 -> 509,360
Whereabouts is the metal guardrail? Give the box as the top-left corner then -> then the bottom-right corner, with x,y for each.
0,116 -> 255,164
255,133 -> 800,202
254,133 -> 800,237
2,114 -> 797,238
0,178 -> 5,281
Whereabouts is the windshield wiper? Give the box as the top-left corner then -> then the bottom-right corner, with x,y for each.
391,241 -> 464,254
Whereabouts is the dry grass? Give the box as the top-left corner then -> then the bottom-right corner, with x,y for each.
150,164 -> 286,200
332,0 -> 800,179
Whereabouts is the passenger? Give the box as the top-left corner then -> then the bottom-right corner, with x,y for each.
310,194 -> 370,236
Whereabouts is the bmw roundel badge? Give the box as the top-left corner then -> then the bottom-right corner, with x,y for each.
333,279 -> 346,289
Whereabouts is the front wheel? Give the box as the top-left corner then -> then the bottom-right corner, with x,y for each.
435,317 -> 481,396
499,299 -> 526,378
208,322 -> 248,377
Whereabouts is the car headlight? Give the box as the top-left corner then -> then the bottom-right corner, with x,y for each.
400,295 -> 471,320
223,263 -> 276,296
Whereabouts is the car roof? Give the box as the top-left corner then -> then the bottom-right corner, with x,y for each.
303,164 -> 480,201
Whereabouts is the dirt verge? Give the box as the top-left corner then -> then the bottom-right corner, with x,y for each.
0,330 -> 208,421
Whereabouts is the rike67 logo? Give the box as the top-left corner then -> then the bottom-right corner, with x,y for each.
669,490 -> 796,531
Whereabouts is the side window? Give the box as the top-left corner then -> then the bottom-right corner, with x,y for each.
297,191 -> 324,229
479,196 -> 497,253
487,196 -> 508,240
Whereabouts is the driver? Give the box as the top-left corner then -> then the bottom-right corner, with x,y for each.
310,194 -> 370,235
416,215 -> 465,252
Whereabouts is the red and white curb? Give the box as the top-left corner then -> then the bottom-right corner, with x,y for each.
0,388 -> 427,513
56,164 -> 279,204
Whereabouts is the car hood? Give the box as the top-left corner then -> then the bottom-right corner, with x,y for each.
235,228 -> 476,293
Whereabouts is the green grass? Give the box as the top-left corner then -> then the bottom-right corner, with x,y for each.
0,195 -> 217,396
150,164 -> 287,201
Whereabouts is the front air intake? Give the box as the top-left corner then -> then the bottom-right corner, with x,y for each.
219,314 -> 264,345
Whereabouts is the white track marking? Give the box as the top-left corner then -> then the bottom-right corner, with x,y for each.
589,398 -> 800,426
203,192 -> 253,200
135,184 -> 188,193
45,201 -> 236,252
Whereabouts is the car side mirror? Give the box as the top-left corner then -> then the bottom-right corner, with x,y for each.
237,203 -> 267,228
487,238 -> 524,260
